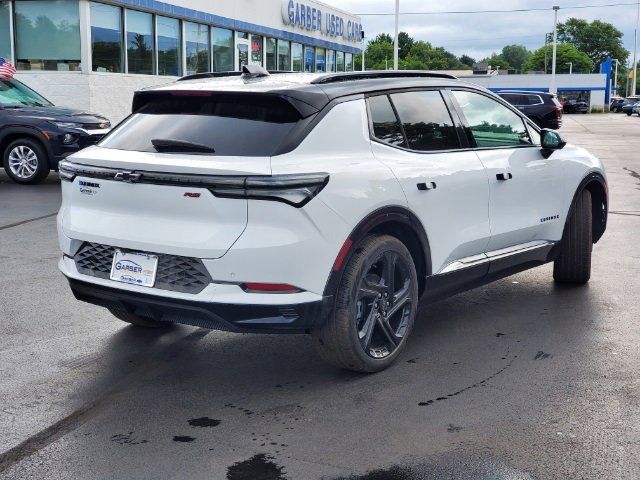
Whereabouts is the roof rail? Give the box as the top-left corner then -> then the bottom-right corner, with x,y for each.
311,70 -> 458,84
177,69 -> 294,82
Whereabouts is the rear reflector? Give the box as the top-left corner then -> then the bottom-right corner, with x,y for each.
333,238 -> 353,271
241,282 -> 302,293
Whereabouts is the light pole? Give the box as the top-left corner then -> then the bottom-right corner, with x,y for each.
634,0 -> 639,95
393,0 -> 399,70
550,6 -> 559,94
361,30 -> 365,71
613,58 -> 619,97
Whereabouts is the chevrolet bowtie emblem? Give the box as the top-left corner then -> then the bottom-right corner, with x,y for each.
113,171 -> 142,183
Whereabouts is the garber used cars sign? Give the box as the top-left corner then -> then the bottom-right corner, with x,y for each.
281,0 -> 362,44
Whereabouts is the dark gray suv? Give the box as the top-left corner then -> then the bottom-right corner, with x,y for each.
497,90 -> 563,129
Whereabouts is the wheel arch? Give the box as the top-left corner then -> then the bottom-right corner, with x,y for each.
564,172 -> 608,244
0,127 -> 53,164
323,206 -> 432,299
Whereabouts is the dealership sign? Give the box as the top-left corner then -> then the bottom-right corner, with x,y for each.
282,0 -> 362,44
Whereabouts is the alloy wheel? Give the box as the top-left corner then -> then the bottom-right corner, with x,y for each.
355,251 -> 414,359
8,145 -> 39,180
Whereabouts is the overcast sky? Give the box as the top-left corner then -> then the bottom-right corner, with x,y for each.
324,0 -> 639,64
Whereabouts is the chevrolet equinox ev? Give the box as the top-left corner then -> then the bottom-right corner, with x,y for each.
57,69 -> 608,372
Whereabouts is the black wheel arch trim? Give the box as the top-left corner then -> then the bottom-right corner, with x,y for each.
563,171 -> 608,244
322,205 -> 432,300
0,126 -> 54,162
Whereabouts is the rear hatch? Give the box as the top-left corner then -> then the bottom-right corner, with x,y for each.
60,91 -> 306,259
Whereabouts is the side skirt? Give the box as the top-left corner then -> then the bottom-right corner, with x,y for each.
422,243 -> 558,304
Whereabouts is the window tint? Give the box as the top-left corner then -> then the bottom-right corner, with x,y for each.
390,91 -> 459,151
452,90 -> 532,148
500,93 -> 523,106
368,95 -> 405,148
525,94 -> 542,105
100,94 -> 302,157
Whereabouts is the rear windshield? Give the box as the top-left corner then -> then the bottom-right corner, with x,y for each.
99,93 -> 302,156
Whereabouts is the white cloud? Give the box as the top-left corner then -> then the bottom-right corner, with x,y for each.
324,0 -> 637,64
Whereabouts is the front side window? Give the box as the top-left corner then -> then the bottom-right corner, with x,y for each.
15,0 -> 81,71
452,90 -> 532,148
90,2 -> 122,73
277,40 -> 290,70
291,43 -> 302,71
368,95 -> 405,148
185,22 -> 209,74
126,9 -> 153,75
157,16 -> 180,76
250,35 -> 263,66
212,27 -> 233,72
390,91 -> 459,151
336,51 -> 345,72
0,1 -> 10,62
266,37 -> 277,70
101,94 -> 302,157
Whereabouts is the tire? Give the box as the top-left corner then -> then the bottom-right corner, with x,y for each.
108,305 -> 172,328
553,189 -> 592,284
627,112 -> 632,116
313,235 -> 419,372
2,138 -> 50,184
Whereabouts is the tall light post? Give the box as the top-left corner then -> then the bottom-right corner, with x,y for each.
613,59 -> 619,96
361,30 -> 365,71
550,6 -> 560,94
393,0 -> 399,70
633,0 -> 639,95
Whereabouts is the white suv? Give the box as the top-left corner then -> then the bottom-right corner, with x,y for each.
57,70 -> 608,372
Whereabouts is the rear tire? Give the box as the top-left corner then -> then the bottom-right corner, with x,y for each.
2,138 -> 50,184
108,305 -> 172,328
553,189 -> 592,284
313,235 -> 418,372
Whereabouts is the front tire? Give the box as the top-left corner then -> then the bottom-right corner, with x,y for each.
108,305 -> 172,328
313,235 -> 418,372
553,189 -> 592,284
3,138 -> 50,184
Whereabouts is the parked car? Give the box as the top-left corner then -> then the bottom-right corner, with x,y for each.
0,77 -> 110,184
57,69 -> 608,372
621,96 -> 640,115
610,97 -> 625,112
563,99 -> 589,114
496,90 -> 563,129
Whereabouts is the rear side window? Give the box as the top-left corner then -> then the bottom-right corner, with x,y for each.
500,93 -> 524,106
525,94 -> 543,105
100,93 -> 302,156
368,94 -> 406,148
452,90 -> 532,148
390,90 -> 459,151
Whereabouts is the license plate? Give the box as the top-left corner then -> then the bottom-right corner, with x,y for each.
110,250 -> 158,287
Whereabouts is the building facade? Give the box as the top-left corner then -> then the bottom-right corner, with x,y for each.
0,0 -> 362,121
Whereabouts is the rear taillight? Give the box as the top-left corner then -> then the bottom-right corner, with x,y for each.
241,282 -> 302,293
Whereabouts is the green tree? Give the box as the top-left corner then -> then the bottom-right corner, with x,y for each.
370,33 -> 393,45
522,43 -> 593,73
459,54 -> 476,68
501,44 -> 531,70
398,32 -> 414,59
481,53 -> 511,70
363,39 -> 394,70
558,18 -> 629,71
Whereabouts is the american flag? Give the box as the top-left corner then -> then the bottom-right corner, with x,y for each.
0,58 -> 16,78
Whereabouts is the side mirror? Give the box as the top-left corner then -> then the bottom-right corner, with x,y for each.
541,128 -> 566,151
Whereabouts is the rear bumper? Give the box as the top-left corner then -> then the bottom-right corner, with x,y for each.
67,277 -> 332,334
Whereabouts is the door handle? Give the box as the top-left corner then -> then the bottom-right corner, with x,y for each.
417,181 -> 437,191
496,172 -> 513,181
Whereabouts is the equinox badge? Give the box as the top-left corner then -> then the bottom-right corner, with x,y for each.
113,171 -> 142,183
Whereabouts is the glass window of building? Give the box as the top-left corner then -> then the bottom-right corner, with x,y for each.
326,50 -> 336,72
237,32 -> 249,69
315,47 -> 325,72
266,38 -> 276,70
277,40 -> 290,70
345,53 -> 353,71
15,0 -> 81,71
90,2 -> 122,73
0,1 -> 10,62
185,22 -> 209,74
291,42 -> 302,72
212,27 -> 233,72
250,35 -> 263,66
125,9 -> 153,75
303,46 -> 314,72
157,16 -> 180,76
336,51 -> 345,72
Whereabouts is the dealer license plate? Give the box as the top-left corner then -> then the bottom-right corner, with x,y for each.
110,250 -> 158,287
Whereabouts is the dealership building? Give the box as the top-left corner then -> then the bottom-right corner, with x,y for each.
0,0 -> 362,121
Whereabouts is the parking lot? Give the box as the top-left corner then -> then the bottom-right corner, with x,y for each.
0,113 -> 638,479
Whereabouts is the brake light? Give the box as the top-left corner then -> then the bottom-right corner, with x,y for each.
169,90 -> 212,96
241,282 -> 302,293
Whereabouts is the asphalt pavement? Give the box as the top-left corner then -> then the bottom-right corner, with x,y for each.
0,114 -> 638,479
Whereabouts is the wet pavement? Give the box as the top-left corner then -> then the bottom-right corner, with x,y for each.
0,114 -> 638,479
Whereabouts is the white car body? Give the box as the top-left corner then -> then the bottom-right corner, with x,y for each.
57,71 -> 607,361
